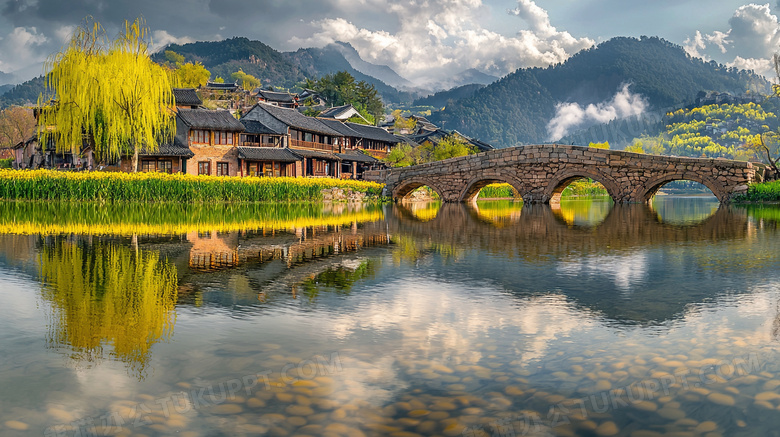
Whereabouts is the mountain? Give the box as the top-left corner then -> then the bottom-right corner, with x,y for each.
451,69 -> 499,87
429,36 -> 770,148
152,37 -> 307,88
0,76 -> 46,108
283,46 -> 414,103
328,42 -> 413,89
153,37 -> 414,104
413,84 -> 485,108
0,84 -> 14,96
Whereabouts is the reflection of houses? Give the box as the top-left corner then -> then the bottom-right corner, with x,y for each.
188,231 -> 239,270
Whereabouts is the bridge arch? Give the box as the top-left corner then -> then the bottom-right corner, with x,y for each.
393,178 -> 446,201
458,174 -> 527,202
636,172 -> 726,203
545,168 -> 622,205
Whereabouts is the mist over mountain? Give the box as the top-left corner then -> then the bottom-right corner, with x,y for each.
429,36 -> 769,148
413,84 -> 486,108
328,42 -> 413,90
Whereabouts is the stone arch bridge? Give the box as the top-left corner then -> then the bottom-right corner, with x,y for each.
364,145 -> 768,203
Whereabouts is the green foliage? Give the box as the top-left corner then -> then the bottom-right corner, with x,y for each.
0,159 -> 12,169
163,50 -> 185,66
38,18 -> 175,171
392,109 -> 416,132
0,76 -> 46,108
627,101 -> 780,161
430,36 -> 768,147
213,76 -> 225,84
413,84 -> 485,108
231,69 -> 261,91
624,142 -> 644,153
733,180 -> 780,202
386,143 -> 416,167
307,71 -> 384,124
478,184 -> 516,198
175,62 -> 210,88
429,135 -> 477,161
589,141 -> 610,149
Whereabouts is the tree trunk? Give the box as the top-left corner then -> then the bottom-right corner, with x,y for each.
132,146 -> 139,173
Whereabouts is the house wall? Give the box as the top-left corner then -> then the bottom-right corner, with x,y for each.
187,143 -> 239,176
119,156 -> 185,174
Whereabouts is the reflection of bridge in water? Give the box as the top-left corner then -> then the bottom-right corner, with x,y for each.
390,202 -> 752,258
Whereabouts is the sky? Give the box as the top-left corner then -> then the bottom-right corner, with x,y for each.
0,0 -> 778,87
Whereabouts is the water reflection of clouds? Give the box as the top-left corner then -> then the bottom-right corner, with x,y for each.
557,251 -> 649,293
323,269 -> 597,367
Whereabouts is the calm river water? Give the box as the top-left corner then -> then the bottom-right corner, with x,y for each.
1,198 -> 780,437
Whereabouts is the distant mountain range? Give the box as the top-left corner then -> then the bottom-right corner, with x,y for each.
413,84 -> 485,108
428,36 -> 770,148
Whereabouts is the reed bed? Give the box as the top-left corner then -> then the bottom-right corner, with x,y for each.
0,169 -> 384,202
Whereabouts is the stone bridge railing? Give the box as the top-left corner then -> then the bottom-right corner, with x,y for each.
365,145 -> 768,203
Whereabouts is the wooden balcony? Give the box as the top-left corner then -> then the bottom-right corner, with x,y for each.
290,139 -> 336,152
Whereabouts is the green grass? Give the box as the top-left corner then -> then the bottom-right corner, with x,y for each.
732,180 -> 780,203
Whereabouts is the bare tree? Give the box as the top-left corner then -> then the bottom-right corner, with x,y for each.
0,106 -> 35,149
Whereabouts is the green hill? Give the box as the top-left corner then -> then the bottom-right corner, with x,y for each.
0,76 -> 47,108
152,37 -> 412,103
429,36 -> 769,148
413,84 -> 485,108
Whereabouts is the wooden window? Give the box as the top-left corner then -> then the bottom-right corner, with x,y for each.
159,160 -> 172,174
216,162 -> 229,176
263,162 -> 273,177
247,162 -> 260,177
190,129 -> 209,144
215,131 -> 233,145
274,162 -> 280,177
198,161 -> 210,175
141,160 -> 173,173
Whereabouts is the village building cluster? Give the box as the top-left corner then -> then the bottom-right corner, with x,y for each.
9,83 -> 494,179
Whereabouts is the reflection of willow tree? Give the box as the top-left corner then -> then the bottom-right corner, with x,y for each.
391,235 -> 462,266
299,260 -> 377,302
39,240 -> 178,377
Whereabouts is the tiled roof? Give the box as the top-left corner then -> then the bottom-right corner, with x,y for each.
206,82 -> 239,90
256,90 -> 295,103
318,104 -> 353,118
237,147 -> 301,162
178,108 -> 245,131
289,149 -> 341,161
240,119 -> 279,135
316,118 -> 361,137
173,88 -> 202,107
140,137 -> 194,157
252,103 -> 342,136
335,149 -> 379,163
344,122 -> 400,143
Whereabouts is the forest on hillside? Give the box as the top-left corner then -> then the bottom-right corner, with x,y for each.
429,36 -> 769,148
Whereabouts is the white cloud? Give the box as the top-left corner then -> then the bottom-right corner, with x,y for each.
291,0 -> 593,87
546,83 -> 647,141
0,26 -> 48,73
150,30 -> 195,53
685,3 -> 780,78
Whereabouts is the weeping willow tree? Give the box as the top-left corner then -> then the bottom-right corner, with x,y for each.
39,239 -> 178,378
37,18 -> 176,171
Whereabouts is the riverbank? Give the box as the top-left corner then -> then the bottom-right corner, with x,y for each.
0,169 -> 384,203
733,180 -> 780,203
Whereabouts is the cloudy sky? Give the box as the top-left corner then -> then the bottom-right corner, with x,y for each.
0,0 -> 778,86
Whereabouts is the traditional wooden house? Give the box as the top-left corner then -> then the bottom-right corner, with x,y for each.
173,88 -> 203,109
254,90 -> 298,108
317,118 -> 381,178
317,104 -> 369,123
12,134 -> 94,170
341,122 -> 400,159
241,103 -> 344,177
177,108 -> 245,176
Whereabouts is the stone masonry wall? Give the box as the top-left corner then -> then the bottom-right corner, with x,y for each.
364,145 -> 763,203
